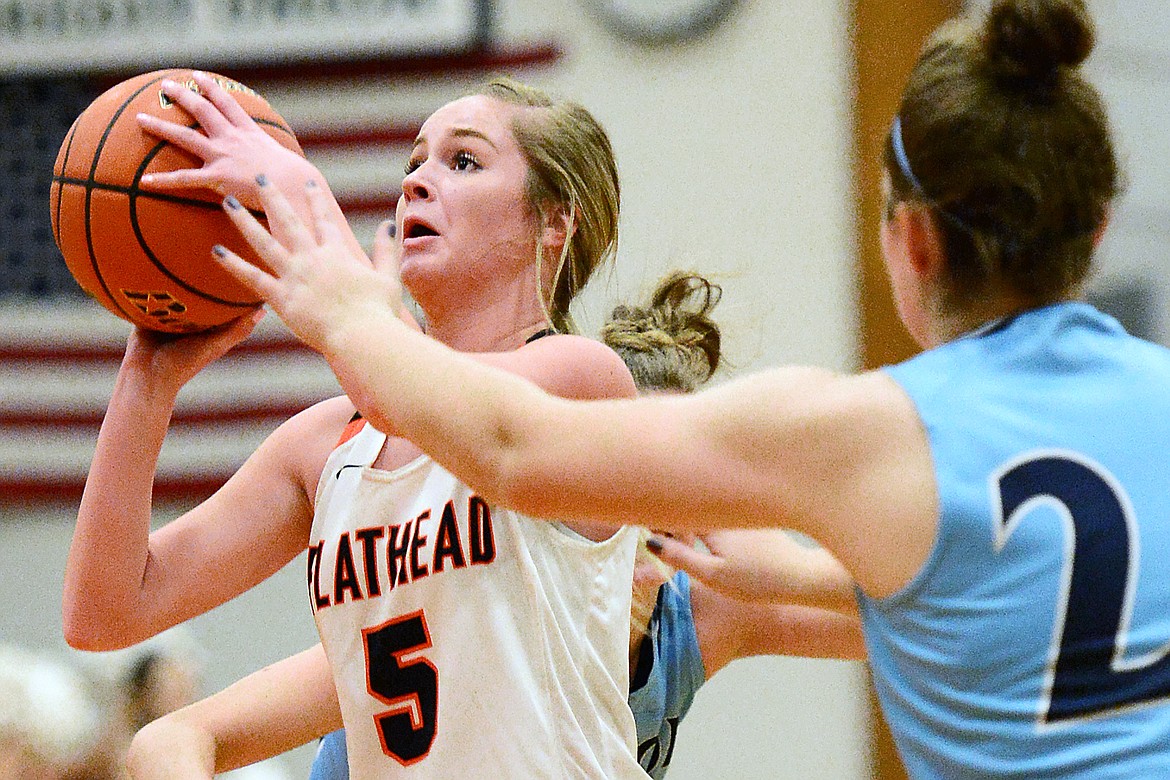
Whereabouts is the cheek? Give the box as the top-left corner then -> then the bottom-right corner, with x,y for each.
470,198 -> 539,252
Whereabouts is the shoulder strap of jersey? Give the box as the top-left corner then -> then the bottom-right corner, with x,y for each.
335,411 -> 367,448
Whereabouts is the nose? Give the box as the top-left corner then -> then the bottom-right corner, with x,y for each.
401,164 -> 432,202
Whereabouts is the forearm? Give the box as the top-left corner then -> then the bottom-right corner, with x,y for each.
128,644 -> 340,777
752,603 -> 867,661
127,716 -> 216,780
761,546 -> 859,615
63,362 -> 178,649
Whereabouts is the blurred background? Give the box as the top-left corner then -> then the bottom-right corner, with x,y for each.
0,0 -> 1165,777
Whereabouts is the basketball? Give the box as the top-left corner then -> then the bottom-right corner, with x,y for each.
48,69 -> 303,333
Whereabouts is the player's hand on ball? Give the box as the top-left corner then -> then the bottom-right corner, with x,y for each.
137,71 -> 314,208
215,175 -> 402,355
122,307 -> 266,392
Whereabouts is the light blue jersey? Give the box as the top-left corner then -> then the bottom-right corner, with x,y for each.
309,571 -> 705,780
307,731 -> 346,780
859,302 -> 1170,778
630,571 -> 706,778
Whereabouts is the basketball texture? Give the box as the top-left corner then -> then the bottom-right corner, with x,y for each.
49,69 -> 303,333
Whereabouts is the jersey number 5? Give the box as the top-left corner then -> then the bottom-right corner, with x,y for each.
363,610 -> 438,764
995,453 -> 1170,725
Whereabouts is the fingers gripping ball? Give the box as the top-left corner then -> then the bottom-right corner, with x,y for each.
48,69 -> 303,333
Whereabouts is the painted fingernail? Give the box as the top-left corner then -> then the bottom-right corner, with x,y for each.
256,174 -> 269,186
223,195 -> 241,210
305,179 -> 318,189
211,244 -> 227,257
385,221 -> 397,238
645,537 -> 664,554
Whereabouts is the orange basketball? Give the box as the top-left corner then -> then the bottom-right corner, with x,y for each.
49,69 -> 303,333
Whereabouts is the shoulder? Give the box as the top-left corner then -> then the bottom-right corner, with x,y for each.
482,334 -> 637,401
270,395 -> 357,446
254,395 -> 358,488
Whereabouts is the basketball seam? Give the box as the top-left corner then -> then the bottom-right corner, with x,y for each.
128,135 -> 259,307
51,116 -> 81,254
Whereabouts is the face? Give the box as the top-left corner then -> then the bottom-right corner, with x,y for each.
395,95 -> 542,313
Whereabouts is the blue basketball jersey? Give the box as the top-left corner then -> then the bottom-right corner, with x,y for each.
630,571 -> 706,779
308,730 -> 347,780
859,302 -> 1170,778
308,571 -> 705,780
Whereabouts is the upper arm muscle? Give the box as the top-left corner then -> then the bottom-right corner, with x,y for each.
509,368 -> 937,595
139,398 -> 352,632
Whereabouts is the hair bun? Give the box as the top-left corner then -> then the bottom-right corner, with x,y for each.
985,0 -> 1095,86
601,272 -> 723,392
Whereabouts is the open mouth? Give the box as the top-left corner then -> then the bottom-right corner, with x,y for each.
402,218 -> 439,240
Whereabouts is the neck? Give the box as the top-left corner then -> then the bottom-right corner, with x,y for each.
925,286 -> 1055,348
415,279 -> 553,353
426,317 -> 552,353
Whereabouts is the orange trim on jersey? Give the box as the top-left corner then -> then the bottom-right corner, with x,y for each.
336,413 -> 368,447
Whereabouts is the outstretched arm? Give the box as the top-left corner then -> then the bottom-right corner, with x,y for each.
127,644 -> 340,779
214,178 -> 938,599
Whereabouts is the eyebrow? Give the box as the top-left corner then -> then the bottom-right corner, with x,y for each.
412,126 -> 498,150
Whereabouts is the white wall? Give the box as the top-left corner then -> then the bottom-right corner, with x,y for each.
1082,0 -> 1170,345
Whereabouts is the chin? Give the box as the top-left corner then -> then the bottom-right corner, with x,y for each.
398,256 -> 454,306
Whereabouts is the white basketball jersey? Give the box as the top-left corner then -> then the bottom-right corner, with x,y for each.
310,420 -> 648,779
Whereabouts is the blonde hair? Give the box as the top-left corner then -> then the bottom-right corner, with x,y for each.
479,78 -> 621,334
601,271 -> 723,394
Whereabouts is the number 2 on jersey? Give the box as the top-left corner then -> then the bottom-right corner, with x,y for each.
995,452 -> 1170,725
363,610 -> 438,764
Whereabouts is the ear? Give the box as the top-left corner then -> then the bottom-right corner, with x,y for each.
540,203 -> 577,252
892,202 -> 947,283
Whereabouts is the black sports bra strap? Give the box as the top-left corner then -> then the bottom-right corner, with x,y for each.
525,327 -> 558,344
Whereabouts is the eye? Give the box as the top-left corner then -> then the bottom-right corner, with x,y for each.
453,150 -> 480,171
404,157 -> 422,175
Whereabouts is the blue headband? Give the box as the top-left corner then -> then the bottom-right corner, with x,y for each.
890,116 -> 983,239
890,115 -> 926,196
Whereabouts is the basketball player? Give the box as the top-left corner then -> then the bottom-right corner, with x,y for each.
215,0 -> 1170,775
62,77 -> 650,778
122,273 -> 862,780
301,275 -> 862,780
